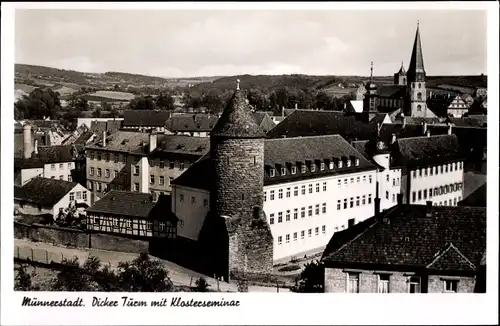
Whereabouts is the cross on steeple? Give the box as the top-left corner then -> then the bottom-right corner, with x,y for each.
370,61 -> 374,81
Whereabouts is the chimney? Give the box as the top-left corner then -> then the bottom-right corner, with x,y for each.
429,91 -> 433,98
149,132 -> 157,152
425,201 -> 433,217
282,106 -> 285,118
426,130 -> 431,137
397,193 -> 403,206
374,197 -> 381,218
422,122 -> 427,135
34,139 -> 38,154
295,103 -> 298,110
447,123 -> 453,135
402,117 -> 406,128
102,130 -> 107,147
23,124 -> 32,159
391,133 -> 397,144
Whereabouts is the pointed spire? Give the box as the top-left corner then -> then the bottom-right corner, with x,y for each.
398,61 -> 406,75
407,21 -> 426,82
370,61 -> 374,81
236,79 -> 240,91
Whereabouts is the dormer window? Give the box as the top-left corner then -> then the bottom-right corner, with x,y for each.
320,162 -> 325,171
311,164 -> 316,173
346,159 -> 351,168
338,160 -> 343,168
301,165 -> 306,174
281,167 -> 286,176
270,168 -> 275,177
355,158 -> 360,166
329,162 -> 334,169
291,166 -> 297,175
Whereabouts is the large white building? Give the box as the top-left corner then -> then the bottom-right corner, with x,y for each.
171,134 -> 401,263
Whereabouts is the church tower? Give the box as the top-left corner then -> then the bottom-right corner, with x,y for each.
363,61 -> 379,113
394,62 -> 407,85
406,21 -> 429,117
200,79 -> 273,280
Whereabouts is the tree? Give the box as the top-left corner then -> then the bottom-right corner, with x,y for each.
314,91 -> 333,110
14,264 -> 35,291
194,277 -> 211,292
201,88 -> 224,114
14,87 -> 62,119
290,260 -> 324,293
247,88 -> 270,111
52,257 -> 99,291
92,107 -> 102,118
155,92 -> 175,110
116,253 -> 174,292
128,96 -> 157,110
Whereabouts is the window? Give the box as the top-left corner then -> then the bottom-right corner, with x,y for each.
343,198 -> 348,209
440,165 -> 443,174
122,154 -> 127,163
412,191 -> 416,203
362,195 -> 366,205
96,183 -> 101,192
348,273 -> 359,293
308,229 -> 312,237
278,189 -> 283,199
301,230 -> 305,239
308,184 -> 313,194
76,191 -> 82,200
291,166 -> 297,174
285,234 -> 290,243
417,104 -> 422,112
125,220 -> 132,229
368,194 -> 372,204
337,200 -> 341,210
320,162 -> 325,171
146,221 -> 153,231
408,276 -> 421,293
350,197 -> 354,208
203,199 -> 208,207
301,185 -> 306,195
94,217 -> 100,226
103,169 -> 109,178
418,169 -> 422,178
97,168 -> 102,177
156,159 -> 164,168
301,165 -> 306,173
59,175 -> 64,180
329,162 -> 334,169
97,153 -> 102,161
51,164 -> 56,170
301,207 -> 305,218
315,183 -> 320,192
350,178 -> 354,184
355,177 -> 359,184
322,225 -> 326,234
293,208 -> 298,220
338,180 -> 342,188
82,191 -> 87,201
338,160 -> 343,168
323,182 -> 327,191
369,176 -> 372,184
423,189 -> 428,199
278,236 -> 282,245
315,204 -> 320,215
444,280 -> 458,293
429,188 -> 433,198
286,188 -> 291,198
281,167 -> 286,176
179,162 -> 185,170
311,164 -> 316,172
453,198 -> 457,206
294,186 -> 298,196
392,193 -> 396,202
69,192 -> 75,201
346,159 -> 351,168
270,168 -> 275,177
315,227 -> 319,236
451,162 -> 455,171
133,165 -> 139,176
412,170 -> 416,179
191,196 -> 196,204
418,190 -> 422,201
270,213 -> 275,225
285,210 -> 291,222
263,191 -> 267,202
363,176 -> 366,183
392,178 -> 396,186
278,212 -> 283,223
308,206 -> 313,217
344,178 -> 348,185
348,218 -> 355,228
293,232 -> 297,241
179,194 -> 184,202
322,203 -> 327,214
385,191 -> 389,200
445,164 -> 448,173
90,152 -> 95,160
270,190 -> 275,200
159,176 -> 164,185
90,167 -> 95,176
378,274 -> 390,293
169,161 -> 175,169
132,183 -> 139,192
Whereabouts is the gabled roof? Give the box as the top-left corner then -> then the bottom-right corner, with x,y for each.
459,183 -> 486,207
90,120 -> 122,134
171,153 -> 212,191
86,190 -> 176,220
377,85 -> 407,98
14,145 -> 76,169
123,110 -> 173,127
150,135 -> 209,157
211,89 -> 266,139
15,177 -> 79,207
449,116 -> 487,127
165,113 -> 219,132
253,112 -> 276,133
322,205 -> 486,273
86,131 -> 149,154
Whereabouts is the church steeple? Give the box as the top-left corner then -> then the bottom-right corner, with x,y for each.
407,21 -> 426,83
364,61 -> 378,113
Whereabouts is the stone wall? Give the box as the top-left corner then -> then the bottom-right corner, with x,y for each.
325,267 -> 477,293
14,222 -> 149,254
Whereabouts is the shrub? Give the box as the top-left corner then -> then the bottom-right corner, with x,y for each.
290,260 -> 324,293
194,277 -> 211,292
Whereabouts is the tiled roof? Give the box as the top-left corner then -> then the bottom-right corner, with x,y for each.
14,145 -> 76,169
86,190 -> 176,220
123,110 -> 173,127
459,183 -> 486,207
74,131 -> 95,145
151,135 -> 210,158
377,85 -> 406,98
211,89 -> 266,138
24,120 -> 60,129
322,205 -> 486,272
401,117 -> 446,125
449,116 -> 487,128
90,120 -> 122,134
16,177 -> 78,207
253,112 -> 276,133
165,113 -> 219,132
14,185 -> 25,200
173,135 -> 375,189
86,131 -> 149,154
393,134 -> 462,168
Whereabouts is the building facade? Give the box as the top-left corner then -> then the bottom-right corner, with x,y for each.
447,95 -> 470,117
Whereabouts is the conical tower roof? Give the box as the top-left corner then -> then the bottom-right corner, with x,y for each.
397,62 -> 406,75
407,22 -> 426,82
211,80 -> 265,139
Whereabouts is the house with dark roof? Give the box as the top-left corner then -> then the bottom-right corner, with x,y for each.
122,110 -> 173,132
76,117 -> 125,130
14,177 -> 90,220
252,111 -> 276,133
458,182 -> 486,207
447,95 -> 470,117
321,201 -> 486,293
164,113 -> 219,137
86,190 -> 177,239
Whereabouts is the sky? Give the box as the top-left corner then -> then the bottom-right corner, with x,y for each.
15,9 -> 487,78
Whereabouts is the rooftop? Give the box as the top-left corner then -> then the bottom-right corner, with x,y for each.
14,145 -> 76,169
151,135 -> 210,158
15,177 -> 79,207
86,131 -> 149,154
165,113 -> 219,132
322,204 -> 486,273
123,110 -> 173,127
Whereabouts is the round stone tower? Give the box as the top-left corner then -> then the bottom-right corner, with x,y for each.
203,80 -> 273,279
